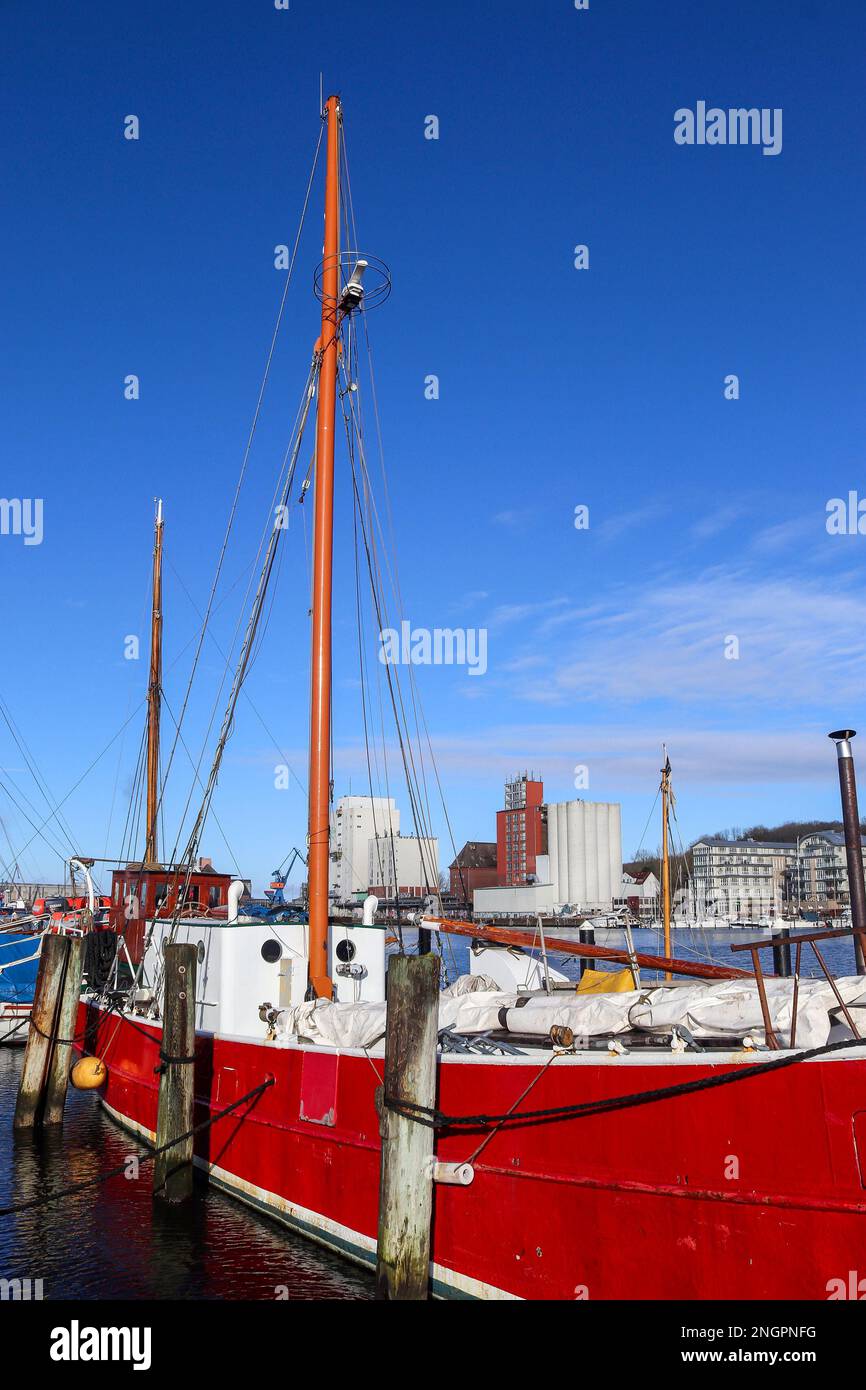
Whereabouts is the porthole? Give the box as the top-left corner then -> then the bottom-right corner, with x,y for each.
261,939 -> 282,964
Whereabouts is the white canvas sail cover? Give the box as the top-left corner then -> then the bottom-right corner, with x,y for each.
272,974 -> 866,1052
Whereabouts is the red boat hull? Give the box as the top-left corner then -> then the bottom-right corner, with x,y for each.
77,1001 -> 866,1299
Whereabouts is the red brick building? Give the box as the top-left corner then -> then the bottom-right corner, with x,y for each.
449,841 -> 498,904
496,773 -> 545,886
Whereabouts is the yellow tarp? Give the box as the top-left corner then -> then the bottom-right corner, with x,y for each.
576,966 -> 636,994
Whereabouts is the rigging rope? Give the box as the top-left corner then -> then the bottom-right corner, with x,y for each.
155,121 -> 324,835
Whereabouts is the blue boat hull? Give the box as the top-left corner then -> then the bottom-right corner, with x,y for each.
0,931 -> 41,1029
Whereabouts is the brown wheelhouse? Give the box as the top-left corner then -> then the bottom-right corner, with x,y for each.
108,860 -> 234,963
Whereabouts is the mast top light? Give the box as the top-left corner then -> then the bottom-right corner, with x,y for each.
314,252 -> 391,311
339,259 -> 368,312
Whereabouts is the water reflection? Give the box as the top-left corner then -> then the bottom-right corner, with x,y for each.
0,1052 -> 372,1301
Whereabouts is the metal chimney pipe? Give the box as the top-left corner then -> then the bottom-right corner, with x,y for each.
829,730 -> 866,973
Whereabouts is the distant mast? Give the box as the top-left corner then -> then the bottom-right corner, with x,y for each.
144,499 -> 164,867
307,94 -> 341,998
660,747 -> 672,978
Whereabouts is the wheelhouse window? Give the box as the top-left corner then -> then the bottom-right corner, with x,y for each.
208,885 -> 221,909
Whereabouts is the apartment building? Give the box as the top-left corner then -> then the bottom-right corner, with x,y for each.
691,838 -> 794,913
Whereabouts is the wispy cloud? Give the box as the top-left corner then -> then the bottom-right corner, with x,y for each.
485,597 -> 569,631
330,723 -> 837,791
596,504 -> 667,542
750,514 -> 821,552
690,502 -> 751,541
457,589 -> 489,606
493,561 -> 866,710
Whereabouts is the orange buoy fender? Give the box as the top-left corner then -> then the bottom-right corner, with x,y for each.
70,1056 -> 108,1090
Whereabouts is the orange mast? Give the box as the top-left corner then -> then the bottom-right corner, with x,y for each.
144,498 -> 164,867
307,94 -> 341,997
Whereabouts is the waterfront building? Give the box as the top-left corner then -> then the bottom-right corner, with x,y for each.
328,795 -> 400,902
329,794 -> 439,903
449,841 -> 498,904
792,831 -> 866,912
496,773 -> 545,885
475,798 -> 622,917
692,832 -> 866,915
691,838 -> 795,914
614,868 -> 660,923
367,831 -> 439,900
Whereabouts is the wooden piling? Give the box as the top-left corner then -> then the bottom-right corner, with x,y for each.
153,943 -> 197,1202
43,935 -> 85,1125
375,951 -> 440,1301
14,934 -> 69,1129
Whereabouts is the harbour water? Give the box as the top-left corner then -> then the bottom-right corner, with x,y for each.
0,925 -> 856,1302
578,925 -> 859,980
436,924 -> 861,984
0,1050 -> 373,1301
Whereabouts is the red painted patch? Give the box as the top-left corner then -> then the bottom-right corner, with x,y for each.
298,1049 -> 338,1126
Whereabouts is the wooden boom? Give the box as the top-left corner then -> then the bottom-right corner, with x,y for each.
428,916 -> 753,982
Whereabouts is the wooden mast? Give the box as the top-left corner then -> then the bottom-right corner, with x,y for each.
144,498 -> 163,867
307,94 -> 341,998
661,745 -> 671,980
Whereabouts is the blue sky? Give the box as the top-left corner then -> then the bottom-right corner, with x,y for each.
1,0 -> 865,892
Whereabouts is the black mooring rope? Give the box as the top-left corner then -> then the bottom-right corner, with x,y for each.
0,1077 -> 275,1216
25,996 -> 123,1048
154,1051 -> 197,1074
385,1034 -> 866,1131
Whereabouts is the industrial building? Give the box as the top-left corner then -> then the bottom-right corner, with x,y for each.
368,831 -> 439,900
329,794 -> 438,904
547,799 -> 622,907
329,795 -> 400,902
474,796 -> 623,918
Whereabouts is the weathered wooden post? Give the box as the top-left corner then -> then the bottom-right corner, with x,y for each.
43,935 -> 85,1124
14,935 -> 70,1130
375,951 -> 440,1301
153,943 -> 197,1202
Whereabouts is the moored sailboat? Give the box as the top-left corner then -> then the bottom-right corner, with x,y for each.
71,94 -> 866,1301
